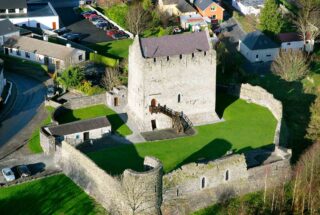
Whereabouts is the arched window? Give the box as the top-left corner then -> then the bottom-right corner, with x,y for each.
151,99 -> 157,107
225,170 -> 229,181
201,177 -> 206,189
178,94 -> 181,103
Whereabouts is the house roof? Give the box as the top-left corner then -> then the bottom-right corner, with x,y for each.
177,0 -> 197,13
277,32 -> 302,42
241,31 -> 279,50
194,0 -> 216,10
0,0 -> 27,9
0,19 -> 19,36
237,0 -> 264,7
4,36 -> 81,60
47,117 -> 111,136
140,31 -> 210,58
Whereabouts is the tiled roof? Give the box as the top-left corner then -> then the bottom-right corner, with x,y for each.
241,31 -> 279,50
140,31 -> 210,58
277,32 -> 302,42
194,0 -> 215,10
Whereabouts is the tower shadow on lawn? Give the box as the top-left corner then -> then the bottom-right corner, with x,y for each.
216,91 -> 239,118
173,138 -> 232,171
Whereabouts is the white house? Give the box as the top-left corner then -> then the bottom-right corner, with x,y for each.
277,32 -> 304,51
180,14 -> 209,32
0,58 -> 6,102
0,19 -> 20,46
158,0 -> 197,16
44,117 -> 111,145
3,36 -> 86,71
0,0 -> 59,30
239,31 -> 280,62
232,0 -> 264,15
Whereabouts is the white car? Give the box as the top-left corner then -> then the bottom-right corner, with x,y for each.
2,168 -> 15,182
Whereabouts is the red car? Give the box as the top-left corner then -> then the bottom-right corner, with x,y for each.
106,30 -> 117,36
88,14 -> 99,20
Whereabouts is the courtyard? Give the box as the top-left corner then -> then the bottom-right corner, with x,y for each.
86,93 -> 277,174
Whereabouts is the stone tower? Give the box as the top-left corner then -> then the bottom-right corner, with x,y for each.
127,31 -> 219,132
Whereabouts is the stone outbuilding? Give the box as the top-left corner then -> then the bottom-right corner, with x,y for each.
238,31 -> 280,62
106,86 -> 127,109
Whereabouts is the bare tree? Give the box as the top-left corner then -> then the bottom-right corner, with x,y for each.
272,50 -> 309,81
126,1 -> 150,35
101,67 -> 121,91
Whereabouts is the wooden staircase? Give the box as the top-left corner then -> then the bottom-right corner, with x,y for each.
149,104 -> 193,133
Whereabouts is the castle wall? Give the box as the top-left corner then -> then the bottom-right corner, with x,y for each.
55,141 -> 163,215
63,93 -> 106,110
127,36 -> 219,132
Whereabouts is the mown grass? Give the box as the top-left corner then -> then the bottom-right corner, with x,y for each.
88,93 -> 277,174
233,11 -> 258,33
0,174 -> 107,215
55,104 -> 132,136
28,106 -> 55,153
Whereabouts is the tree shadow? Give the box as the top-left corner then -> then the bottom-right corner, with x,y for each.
173,138 -> 232,170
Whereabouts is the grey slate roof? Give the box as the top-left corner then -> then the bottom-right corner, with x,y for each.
0,19 -> 19,36
140,31 -> 210,58
4,36 -> 81,60
237,0 -> 264,7
177,0 -> 196,12
0,0 -> 27,9
194,0 -> 215,10
241,31 -> 279,50
47,117 -> 111,136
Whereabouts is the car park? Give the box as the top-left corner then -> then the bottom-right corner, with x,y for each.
17,165 -> 31,178
1,168 -> 15,182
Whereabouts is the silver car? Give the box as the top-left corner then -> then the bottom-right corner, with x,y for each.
2,168 -> 15,182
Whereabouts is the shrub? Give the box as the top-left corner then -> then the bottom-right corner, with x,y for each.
89,52 -> 118,67
77,80 -> 105,95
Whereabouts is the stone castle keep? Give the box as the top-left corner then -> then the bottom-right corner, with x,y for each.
127,32 -> 219,132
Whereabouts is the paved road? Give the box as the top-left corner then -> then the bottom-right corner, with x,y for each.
0,72 -> 46,147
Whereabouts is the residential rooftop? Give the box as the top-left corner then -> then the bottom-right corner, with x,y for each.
0,3 -> 55,19
194,0 -> 218,10
237,0 -> 264,7
46,117 -> 111,136
140,31 -> 210,58
277,32 -> 302,43
0,0 -> 27,10
0,19 -> 19,36
4,36 -> 81,60
241,31 -> 279,50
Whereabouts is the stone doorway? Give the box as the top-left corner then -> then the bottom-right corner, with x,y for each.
151,120 -> 157,130
114,97 -> 119,106
83,132 -> 90,141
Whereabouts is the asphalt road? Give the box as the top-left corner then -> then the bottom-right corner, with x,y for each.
0,72 -> 46,147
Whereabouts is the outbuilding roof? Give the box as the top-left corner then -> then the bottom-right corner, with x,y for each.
277,32 -> 302,43
140,31 -> 210,58
47,117 -> 111,136
0,0 -> 27,9
0,19 -> 19,36
241,31 -> 279,50
4,36 -> 81,60
194,0 -> 216,10
237,0 -> 264,7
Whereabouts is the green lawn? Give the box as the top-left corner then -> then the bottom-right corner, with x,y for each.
28,106 -> 55,153
87,39 -> 133,59
0,174 -> 106,215
55,104 -> 132,136
88,94 -> 277,175
97,4 -> 128,29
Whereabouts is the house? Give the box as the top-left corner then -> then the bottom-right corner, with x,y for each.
238,31 -> 280,62
0,58 -> 6,103
193,0 -> 224,21
127,31 -> 219,132
43,117 -> 111,145
232,0 -> 264,15
158,0 -> 197,16
0,19 -> 20,46
277,32 -> 304,52
3,36 -> 86,71
180,14 -> 209,31
0,0 -> 59,30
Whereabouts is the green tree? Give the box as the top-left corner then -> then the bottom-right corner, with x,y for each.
306,96 -> 320,142
259,0 -> 284,35
57,67 -> 84,89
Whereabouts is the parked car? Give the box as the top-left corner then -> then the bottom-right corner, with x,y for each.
112,32 -> 129,40
46,85 -> 55,99
92,18 -> 106,25
173,27 -> 182,34
54,27 -> 70,35
96,22 -> 110,29
17,165 -> 31,178
88,14 -> 100,20
83,12 -> 97,19
81,10 -> 96,16
62,33 -> 82,42
2,168 -> 15,182
106,29 -> 117,37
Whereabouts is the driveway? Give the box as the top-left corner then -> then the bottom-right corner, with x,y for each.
0,72 -> 46,148
55,7 -> 114,44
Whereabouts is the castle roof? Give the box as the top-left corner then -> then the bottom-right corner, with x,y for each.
140,31 -> 210,58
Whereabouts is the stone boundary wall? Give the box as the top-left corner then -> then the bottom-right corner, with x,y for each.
55,141 -> 163,215
230,83 -> 283,145
63,93 -> 106,109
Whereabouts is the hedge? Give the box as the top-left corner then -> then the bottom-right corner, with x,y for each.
89,52 -> 118,67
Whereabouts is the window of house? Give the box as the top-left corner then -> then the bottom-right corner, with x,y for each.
16,50 -> 21,56
76,134 -> 80,139
0,9 -> 6,13
79,54 -> 83,61
153,58 -> 156,63
8,9 -> 15,13
211,15 -> 216,20
225,170 -> 229,181
287,42 -> 291,45
266,54 -> 271,57
25,52 -> 30,58
19,8 -> 24,13
179,54 -> 182,59
204,51 -> 207,56
201,177 -> 206,189
167,56 -> 169,61
192,53 -> 194,58
211,6 -> 216,11
256,54 -> 259,59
